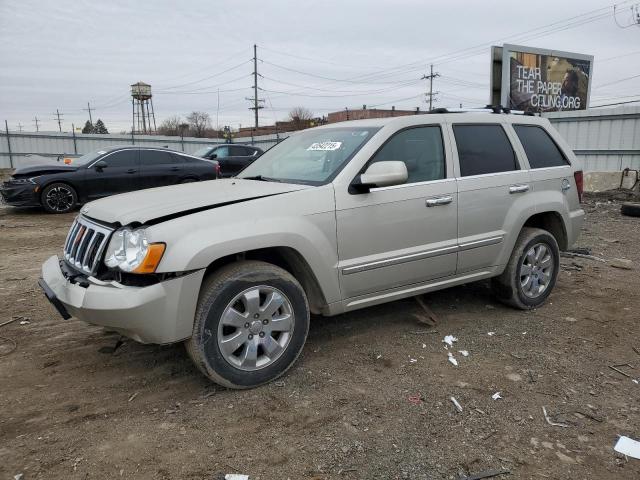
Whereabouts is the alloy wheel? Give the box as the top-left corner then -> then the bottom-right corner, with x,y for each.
45,186 -> 74,212
519,242 -> 554,298
217,286 -> 294,371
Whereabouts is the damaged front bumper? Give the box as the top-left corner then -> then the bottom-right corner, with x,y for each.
39,255 -> 205,344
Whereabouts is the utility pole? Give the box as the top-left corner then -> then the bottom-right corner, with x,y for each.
17,122 -> 23,132
83,102 -> 94,124
54,109 -> 63,132
421,64 -> 440,111
33,116 -> 40,132
246,44 -> 264,130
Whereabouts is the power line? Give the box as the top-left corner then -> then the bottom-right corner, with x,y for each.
157,60 -> 252,91
596,72 -> 640,88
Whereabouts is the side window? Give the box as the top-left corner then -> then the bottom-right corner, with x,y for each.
514,125 -> 569,169
453,125 -> 517,177
369,126 -> 445,184
230,146 -> 248,156
170,153 -> 189,163
103,150 -> 138,167
140,150 -> 176,165
214,146 -> 230,158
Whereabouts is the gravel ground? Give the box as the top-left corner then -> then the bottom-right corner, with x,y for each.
0,195 -> 639,480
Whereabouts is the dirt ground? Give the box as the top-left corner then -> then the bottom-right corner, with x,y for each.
1,195 -> 639,480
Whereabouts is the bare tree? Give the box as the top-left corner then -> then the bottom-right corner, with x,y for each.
158,115 -> 184,136
288,106 -> 314,130
186,111 -> 212,138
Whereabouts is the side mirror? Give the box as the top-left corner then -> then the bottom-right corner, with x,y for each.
209,153 -> 217,159
353,161 -> 408,193
95,160 -> 108,171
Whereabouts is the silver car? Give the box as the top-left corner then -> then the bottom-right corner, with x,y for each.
39,111 -> 585,388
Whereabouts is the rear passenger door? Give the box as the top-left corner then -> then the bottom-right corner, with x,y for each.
451,122 -> 533,273
336,125 -> 458,299
139,150 -> 183,189
226,146 -> 255,176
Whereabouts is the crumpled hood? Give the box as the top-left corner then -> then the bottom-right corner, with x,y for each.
81,179 -> 310,225
12,163 -> 78,177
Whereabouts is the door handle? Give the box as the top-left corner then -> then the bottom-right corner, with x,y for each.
426,195 -> 453,207
126,169 -> 137,174
509,184 -> 529,194
170,166 -> 180,171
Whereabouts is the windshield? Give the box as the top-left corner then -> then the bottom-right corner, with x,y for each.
238,127 -> 378,185
193,146 -> 215,157
70,149 -> 109,166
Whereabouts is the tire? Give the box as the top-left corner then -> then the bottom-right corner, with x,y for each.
185,260 -> 310,389
41,182 -> 78,214
621,202 -> 640,218
491,227 -> 560,310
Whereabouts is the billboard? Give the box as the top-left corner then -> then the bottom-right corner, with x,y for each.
490,44 -> 593,113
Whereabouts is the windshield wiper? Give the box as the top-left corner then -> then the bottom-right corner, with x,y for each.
242,175 -> 282,183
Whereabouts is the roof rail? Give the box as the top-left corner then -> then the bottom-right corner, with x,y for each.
427,105 -> 536,116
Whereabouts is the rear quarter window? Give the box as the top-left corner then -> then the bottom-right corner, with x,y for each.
453,124 -> 518,177
514,125 -> 569,169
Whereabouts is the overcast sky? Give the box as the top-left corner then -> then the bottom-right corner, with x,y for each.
0,0 -> 638,133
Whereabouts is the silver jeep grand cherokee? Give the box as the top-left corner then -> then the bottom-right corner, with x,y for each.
39,111 -> 585,388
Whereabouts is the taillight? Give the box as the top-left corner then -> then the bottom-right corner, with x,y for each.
215,163 -> 221,177
573,170 -> 583,203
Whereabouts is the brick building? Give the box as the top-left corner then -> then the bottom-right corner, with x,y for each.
327,105 -> 422,123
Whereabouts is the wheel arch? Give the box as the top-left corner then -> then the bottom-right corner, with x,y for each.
203,246 -> 328,315
522,211 -> 568,250
38,179 -> 80,206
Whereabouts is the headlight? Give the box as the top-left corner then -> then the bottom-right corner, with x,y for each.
104,227 -> 165,274
10,177 -> 36,184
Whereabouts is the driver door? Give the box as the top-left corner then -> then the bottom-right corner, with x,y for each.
85,149 -> 141,199
335,125 -> 458,300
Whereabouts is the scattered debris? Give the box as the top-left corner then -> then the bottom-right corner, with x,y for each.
274,381 -> 285,387
19,320 -> 30,325
492,392 -> 502,400
128,392 -> 139,402
568,247 -> 592,256
609,364 -> 634,378
0,317 -> 21,328
450,396 -> 463,413
542,406 -> 569,428
443,335 -> 458,347
614,436 -> 640,460
414,295 -> 439,325
458,468 -> 510,480
448,352 -> 458,367
560,251 -> 606,262
98,338 -> 124,354
633,346 -> 640,357
458,350 -> 469,357
422,343 -> 426,349
14,474 -> 24,480
610,258 -> 633,270
409,358 -> 417,363
225,474 -> 250,480
633,379 -> 639,385
407,394 -> 423,405
487,332 -> 496,336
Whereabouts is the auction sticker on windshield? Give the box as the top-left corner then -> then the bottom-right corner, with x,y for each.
307,141 -> 342,151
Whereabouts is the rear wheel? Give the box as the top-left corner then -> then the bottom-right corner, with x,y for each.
41,182 -> 77,214
491,227 -> 559,310
185,261 -> 310,389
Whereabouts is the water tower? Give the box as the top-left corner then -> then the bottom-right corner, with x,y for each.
131,81 -> 157,134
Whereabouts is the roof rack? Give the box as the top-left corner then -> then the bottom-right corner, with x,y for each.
427,105 -> 536,116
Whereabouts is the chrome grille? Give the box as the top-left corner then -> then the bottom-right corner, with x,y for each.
63,216 -> 113,276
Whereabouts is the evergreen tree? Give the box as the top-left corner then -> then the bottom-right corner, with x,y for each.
94,119 -> 109,134
82,120 -> 94,134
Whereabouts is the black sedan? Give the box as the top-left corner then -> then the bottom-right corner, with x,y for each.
193,144 -> 263,178
0,146 -> 220,213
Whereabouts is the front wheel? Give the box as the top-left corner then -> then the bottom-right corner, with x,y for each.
491,227 -> 560,310
185,261 -> 310,389
41,182 -> 77,214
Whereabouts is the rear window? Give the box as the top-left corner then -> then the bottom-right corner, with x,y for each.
514,125 -> 569,169
453,125 -> 517,177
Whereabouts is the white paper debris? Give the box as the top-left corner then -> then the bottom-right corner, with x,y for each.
448,352 -> 458,366
225,475 -> 250,480
450,396 -> 463,412
492,392 -> 502,400
19,320 -> 30,325
614,436 -> 640,460
307,141 -> 342,151
422,343 -> 426,349
409,358 -> 417,363
633,379 -> 639,384
487,332 -> 496,336
458,350 -> 469,357
443,335 -> 458,347
376,354 -> 382,359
